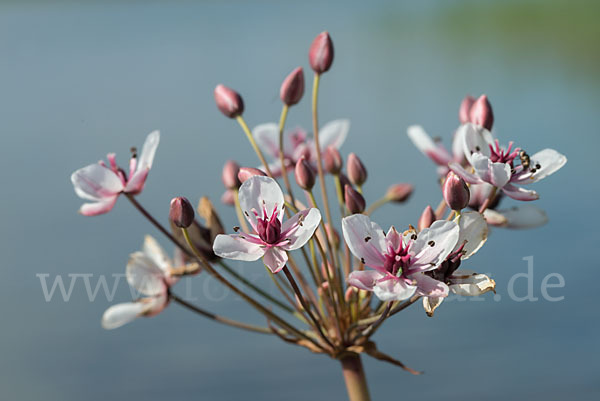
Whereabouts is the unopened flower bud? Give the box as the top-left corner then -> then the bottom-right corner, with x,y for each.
280,67 -> 304,106
443,172 -> 470,211
222,160 -> 241,190
459,95 -> 475,124
418,205 -> 436,231
339,173 -> 352,200
469,94 -> 494,131
385,183 -> 413,203
294,156 -> 315,190
345,185 -> 365,214
221,190 -> 235,206
323,146 -> 343,174
169,197 -> 195,228
214,84 -> 244,118
237,167 -> 267,183
344,287 -> 354,302
309,31 -> 334,74
347,153 -> 367,186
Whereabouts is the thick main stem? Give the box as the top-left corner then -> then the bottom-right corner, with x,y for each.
340,354 -> 371,401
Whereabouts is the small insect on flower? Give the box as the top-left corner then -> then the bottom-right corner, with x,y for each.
212,176 -> 321,273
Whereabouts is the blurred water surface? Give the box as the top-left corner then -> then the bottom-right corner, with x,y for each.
1,1 -> 598,400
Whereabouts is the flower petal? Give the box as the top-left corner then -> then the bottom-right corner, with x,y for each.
373,279 -> 416,302
422,296 -> 444,317
124,167 -> 149,193
461,123 -> 493,165
449,270 -> 496,296
448,162 -> 484,185
101,301 -> 147,330
212,234 -> 266,262
347,270 -> 385,291
238,176 -> 285,226
410,220 -> 460,270
489,161 -> 511,188
502,184 -> 539,201
137,130 -> 160,172
263,247 -> 288,273
492,205 -> 548,229
142,235 -> 172,274
341,214 -> 387,269
71,164 -> 124,200
126,252 -> 168,296
482,209 -> 508,226
455,211 -> 488,259
411,273 -> 449,297
280,208 -> 321,251
515,148 -> 567,184
252,123 -> 280,160
318,119 -> 350,150
79,196 -> 119,216
407,125 -> 452,165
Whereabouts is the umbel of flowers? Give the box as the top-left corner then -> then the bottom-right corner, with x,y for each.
70,31 -> 566,401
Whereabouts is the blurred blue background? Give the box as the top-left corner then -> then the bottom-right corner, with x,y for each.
1,0 -> 598,400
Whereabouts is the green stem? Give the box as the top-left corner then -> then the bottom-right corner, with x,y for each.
236,115 -> 273,177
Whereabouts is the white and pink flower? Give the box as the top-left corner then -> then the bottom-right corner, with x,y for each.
253,119 -> 349,176
71,131 -> 160,216
421,211 -> 495,316
342,214 -> 460,301
102,236 -> 180,329
407,124 -> 466,177
449,123 -> 566,201
212,176 -> 321,273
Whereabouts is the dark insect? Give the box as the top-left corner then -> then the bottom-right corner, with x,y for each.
519,150 -> 531,170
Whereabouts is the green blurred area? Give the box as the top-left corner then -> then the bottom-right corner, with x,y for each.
380,0 -> 600,75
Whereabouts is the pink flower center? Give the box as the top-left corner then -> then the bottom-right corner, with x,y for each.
382,238 -> 412,279
256,205 -> 282,244
489,139 -> 520,166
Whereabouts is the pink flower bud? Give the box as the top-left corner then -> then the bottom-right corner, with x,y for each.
339,173 -> 352,200
280,67 -> 305,106
169,197 -> 195,228
443,172 -> 470,211
347,153 -> 367,186
459,95 -> 475,124
469,94 -> 494,131
345,185 -> 365,214
237,167 -> 267,183
309,31 -> 334,74
222,160 -> 241,190
385,183 -> 413,203
418,205 -> 436,231
214,84 -> 244,118
344,287 -> 354,302
221,190 -> 235,206
323,146 -> 343,174
294,156 -> 315,190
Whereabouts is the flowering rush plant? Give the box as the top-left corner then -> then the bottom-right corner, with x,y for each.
71,32 -> 566,401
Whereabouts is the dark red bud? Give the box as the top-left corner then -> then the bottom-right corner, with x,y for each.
309,31 -> 334,74
237,167 -> 267,183
345,185 -> 365,214
323,146 -> 343,174
169,197 -> 195,228
385,183 -> 413,203
459,95 -> 475,124
280,67 -> 305,106
418,205 -> 437,231
222,160 -> 241,189
443,172 -> 470,211
469,95 -> 494,131
347,153 -> 367,186
294,156 -> 315,190
214,84 -> 244,118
